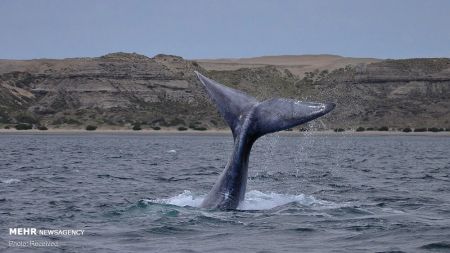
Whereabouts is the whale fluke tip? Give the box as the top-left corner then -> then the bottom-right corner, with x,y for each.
325,103 -> 336,113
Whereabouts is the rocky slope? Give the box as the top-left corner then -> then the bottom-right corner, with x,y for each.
0,53 -> 449,130
197,54 -> 380,77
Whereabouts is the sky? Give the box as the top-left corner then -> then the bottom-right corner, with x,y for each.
0,0 -> 449,60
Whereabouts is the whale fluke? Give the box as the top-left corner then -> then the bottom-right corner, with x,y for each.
195,71 -> 335,209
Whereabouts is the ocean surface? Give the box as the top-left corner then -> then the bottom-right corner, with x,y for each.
1,132 -> 450,253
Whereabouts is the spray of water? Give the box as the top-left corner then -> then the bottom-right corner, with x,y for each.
251,133 -> 281,180
143,190 -> 335,210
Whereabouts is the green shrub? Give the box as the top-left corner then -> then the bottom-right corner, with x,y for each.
366,127 -> 375,131
132,123 -> 142,131
37,126 -> 48,131
86,125 -> 97,131
298,128 -> 308,132
378,126 -> 389,131
193,126 -> 207,131
152,126 -> 161,130
177,126 -> 188,131
334,128 -> 345,132
402,127 -> 412,133
414,128 -> 427,132
284,128 -> 293,131
428,127 -> 442,132
356,127 -> 365,132
15,123 -> 32,130
4,125 -> 10,129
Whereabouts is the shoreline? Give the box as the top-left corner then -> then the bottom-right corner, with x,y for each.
1,128 -> 449,136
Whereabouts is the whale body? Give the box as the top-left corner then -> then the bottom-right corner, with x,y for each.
195,71 -> 335,209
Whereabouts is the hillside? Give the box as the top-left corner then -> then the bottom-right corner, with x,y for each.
0,53 -> 449,130
196,54 -> 380,77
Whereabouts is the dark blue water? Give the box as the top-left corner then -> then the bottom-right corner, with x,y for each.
1,133 -> 450,252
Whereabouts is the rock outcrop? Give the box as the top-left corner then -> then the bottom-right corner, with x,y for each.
0,53 -> 449,130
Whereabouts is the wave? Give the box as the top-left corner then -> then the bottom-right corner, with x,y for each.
1,178 -> 20,184
143,190 -> 333,210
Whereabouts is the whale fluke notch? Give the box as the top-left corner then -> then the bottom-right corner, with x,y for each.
194,71 -> 335,209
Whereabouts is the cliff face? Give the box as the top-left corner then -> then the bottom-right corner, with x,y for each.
319,59 -> 450,129
0,53 -> 449,130
0,53 -> 219,128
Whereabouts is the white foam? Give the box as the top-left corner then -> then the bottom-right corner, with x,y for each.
167,149 -> 177,153
162,190 -> 204,207
238,190 -> 327,210
2,178 -> 20,184
145,190 -> 332,210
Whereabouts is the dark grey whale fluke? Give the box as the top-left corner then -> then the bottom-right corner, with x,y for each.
195,71 -> 335,210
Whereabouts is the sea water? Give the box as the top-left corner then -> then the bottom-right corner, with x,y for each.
1,133 -> 450,252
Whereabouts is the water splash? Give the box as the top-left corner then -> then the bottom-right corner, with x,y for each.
143,190 -> 333,211
149,190 -> 204,207
252,133 -> 282,179
239,190 -> 330,210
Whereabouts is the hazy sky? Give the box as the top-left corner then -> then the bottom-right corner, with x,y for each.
1,0 -> 449,59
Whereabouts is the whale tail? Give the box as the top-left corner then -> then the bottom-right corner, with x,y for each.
195,71 -> 335,139
195,71 -> 335,209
